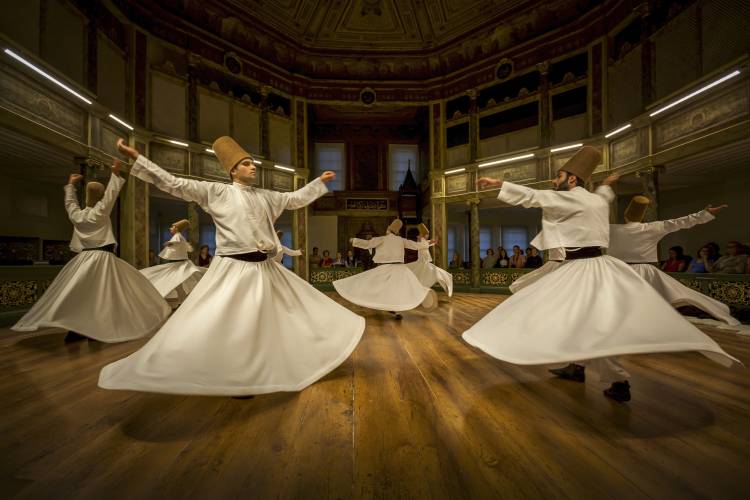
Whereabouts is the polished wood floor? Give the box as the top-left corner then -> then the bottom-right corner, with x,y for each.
2,293 -> 749,499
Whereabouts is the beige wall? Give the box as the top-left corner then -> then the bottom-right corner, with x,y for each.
0,175 -> 73,241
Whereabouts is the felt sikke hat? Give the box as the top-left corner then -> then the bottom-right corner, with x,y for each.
417,223 -> 429,238
172,219 -> 190,232
559,146 -> 602,182
387,219 -> 403,234
624,195 -> 650,222
212,136 -> 253,174
85,181 -> 105,207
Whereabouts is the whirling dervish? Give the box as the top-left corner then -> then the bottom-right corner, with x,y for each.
12,161 -> 171,342
140,218 -> 207,307
405,223 -> 453,297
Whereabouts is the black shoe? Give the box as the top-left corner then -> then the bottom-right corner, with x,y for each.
64,331 -> 87,343
389,311 -> 403,320
549,363 -> 586,382
231,395 -> 255,400
604,381 -> 631,402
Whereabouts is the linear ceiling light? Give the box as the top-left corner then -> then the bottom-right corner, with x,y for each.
274,164 -> 295,172
550,143 -> 583,153
167,139 -> 189,147
205,148 -> 215,154
478,153 -> 534,168
108,114 -> 133,131
650,70 -> 741,117
253,159 -> 262,165
4,48 -> 93,105
444,167 -> 466,174
604,123 -> 631,138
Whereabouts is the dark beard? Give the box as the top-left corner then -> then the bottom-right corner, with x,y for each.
555,182 -> 570,192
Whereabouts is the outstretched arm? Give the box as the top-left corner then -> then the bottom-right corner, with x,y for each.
94,161 -> 126,217
63,173 -> 84,224
404,238 -> 437,251
264,172 -> 334,218
649,205 -> 724,236
117,138 -> 213,208
350,236 -> 385,250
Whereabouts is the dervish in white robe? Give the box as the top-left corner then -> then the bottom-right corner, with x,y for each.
140,219 -> 207,307
405,223 -> 453,297
99,137 -> 364,396
13,164 -> 170,342
462,147 -> 738,402
333,219 -> 438,316
609,197 -> 742,330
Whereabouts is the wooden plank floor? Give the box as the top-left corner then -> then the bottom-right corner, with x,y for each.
1,292 -> 749,499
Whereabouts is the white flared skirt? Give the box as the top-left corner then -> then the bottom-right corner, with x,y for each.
99,256 -> 365,396
631,264 -> 740,326
333,264 -> 431,312
140,260 -> 208,301
462,255 -> 739,368
12,250 -> 171,342
406,261 -> 453,297
508,261 -> 563,294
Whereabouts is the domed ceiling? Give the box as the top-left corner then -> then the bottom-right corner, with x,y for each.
122,0 -> 603,80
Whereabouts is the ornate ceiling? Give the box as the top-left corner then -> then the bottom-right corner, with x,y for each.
131,0 -> 603,80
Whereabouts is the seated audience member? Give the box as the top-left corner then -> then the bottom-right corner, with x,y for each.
706,241 -> 748,274
706,241 -> 721,260
345,249 -> 358,267
320,250 -> 334,268
510,245 -> 526,268
482,248 -> 498,269
661,246 -> 687,272
332,251 -> 348,267
494,248 -> 509,268
197,244 -> 212,267
686,246 -> 716,273
524,247 -> 543,268
449,251 -> 462,269
309,246 -> 322,268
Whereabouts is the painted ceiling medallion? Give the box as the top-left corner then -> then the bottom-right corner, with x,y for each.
360,88 -> 377,106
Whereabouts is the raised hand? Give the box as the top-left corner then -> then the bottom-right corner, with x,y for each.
116,138 -> 139,160
320,171 -> 336,183
68,173 -> 83,185
477,177 -> 502,189
706,204 -> 728,216
602,173 -> 620,186
111,159 -> 122,176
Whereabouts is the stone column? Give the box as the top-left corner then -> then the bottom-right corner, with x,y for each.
187,202 -> 200,261
469,198 -> 481,289
187,52 -> 201,143
431,199 -> 446,268
468,90 -> 478,161
260,85 -> 271,159
538,61 -> 551,148
292,100 -> 309,278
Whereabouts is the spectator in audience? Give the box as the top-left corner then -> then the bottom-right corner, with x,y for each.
449,251 -> 462,269
309,246 -> 321,268
661,245 -> 687,272
320,250 -> 334,267
197,244 -> 212,267
686,246 -> 716,273
345,249 -> 359,268
510,245 -> 526,268
524,247 -> 543,268
705,241 -> 748,274
482,248 -> 498,269
706,241 -> 721,260
332,251 -> 348,267
494,248 -> 509,268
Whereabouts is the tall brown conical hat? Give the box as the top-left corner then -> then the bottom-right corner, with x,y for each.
624,195 -> 650,222
172,219 -> 190,232
559,146 -> 602,182
387,219 -> 403,234
85,181 -> 105,207
212,136 -> 253,174
417,223 -> 429,238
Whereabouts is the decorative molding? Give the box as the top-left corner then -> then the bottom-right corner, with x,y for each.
150,142 -> 188,174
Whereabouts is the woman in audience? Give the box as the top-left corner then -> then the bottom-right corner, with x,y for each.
332,251 -> 348,267
705,241 -> 748,274
524,247 -> 543,268
686,246 -> 715,273
320,250 -> 334,268
482,248 -> 497,269
494,248 -> 509,268
197,244 -> 212,267
509,245 -> 526,268
661,245 -> 687,272
449,251 -> 462,269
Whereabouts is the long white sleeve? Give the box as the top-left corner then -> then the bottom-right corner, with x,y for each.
130,155 -> 215,210
352,236 -> 385,250
646,210 -> 715,237
594,185 -> 615,203
404,239 -> 431,251
498,182 -> 562,210
264,178 -> 329,219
